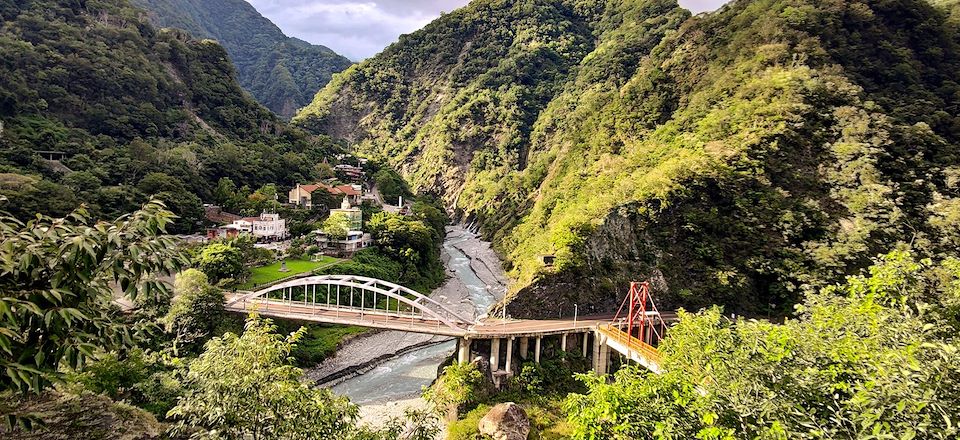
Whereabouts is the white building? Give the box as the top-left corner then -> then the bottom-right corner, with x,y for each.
316,230 -> 373,255
230,212 -> 287,240
329,196 -> 363,230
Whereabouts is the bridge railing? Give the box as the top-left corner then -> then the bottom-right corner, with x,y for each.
235,292 -> 436,321
227,275 -> 475,333
597,324 -> 662,368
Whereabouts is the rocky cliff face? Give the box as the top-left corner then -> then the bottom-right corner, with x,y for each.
300,0 -> 960,317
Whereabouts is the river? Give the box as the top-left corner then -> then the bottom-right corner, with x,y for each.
311,226 -> 507,425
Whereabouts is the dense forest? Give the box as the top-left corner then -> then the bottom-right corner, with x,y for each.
1,0 -> 959,438
0,0 -> 343,232
133,0 -> 352,118
298,0 -> 960,318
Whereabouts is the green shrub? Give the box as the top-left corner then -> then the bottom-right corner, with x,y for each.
445,404 -> 491,440
425,362 -> 487,413
68,351 -> 148,400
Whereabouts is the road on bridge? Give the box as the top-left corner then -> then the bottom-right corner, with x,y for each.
226,294 -> 676,339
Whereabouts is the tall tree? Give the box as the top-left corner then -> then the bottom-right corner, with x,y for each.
320,212 -> 351,240
565,251 -> 960,439
161,269 -> 225,356
194,242 -> 246,284
167,314 -> 361,439
0,200 -> 186,394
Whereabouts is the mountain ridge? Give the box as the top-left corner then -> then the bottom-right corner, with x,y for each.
133,0 -> 353,118
0,0 -> 339,231
298,0 -> 960,317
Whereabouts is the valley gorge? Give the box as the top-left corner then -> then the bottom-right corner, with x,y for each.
2,0 -> 960,439
297,0 -> 960,319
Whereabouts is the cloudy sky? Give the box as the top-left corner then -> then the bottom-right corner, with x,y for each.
248,0 -> 729,60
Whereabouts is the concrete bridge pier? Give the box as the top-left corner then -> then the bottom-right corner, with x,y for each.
592,331 -> 609,375
489,338 -> 501,371
457,338 -> 472,364
534,336 -> 542,364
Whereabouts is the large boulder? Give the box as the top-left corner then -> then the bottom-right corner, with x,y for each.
478,402 -> 530,440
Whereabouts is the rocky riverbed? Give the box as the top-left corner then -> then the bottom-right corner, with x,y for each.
305,226 -> 508,430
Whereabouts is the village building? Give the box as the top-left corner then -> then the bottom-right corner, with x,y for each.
288,183 -> 321,208
315,230 -> 373,255
329,196 -> 363,230
204,205 -> 242,224
313,197 -> 370,255
334,163 -> 364,181
233,212 -> 288,240
207,212 -> 287,241
288,182 -> 362,208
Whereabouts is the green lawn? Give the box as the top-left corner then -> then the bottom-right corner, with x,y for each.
239,256 -> 340,290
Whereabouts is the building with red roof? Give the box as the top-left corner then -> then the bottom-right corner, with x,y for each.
288,182 -> 363,208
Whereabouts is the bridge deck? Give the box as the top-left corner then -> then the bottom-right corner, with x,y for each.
226,299 -> 471,337
228,296 -> 675,341
596,325 -> 663,373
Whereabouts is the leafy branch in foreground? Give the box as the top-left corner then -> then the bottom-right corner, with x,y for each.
565,251 -> 960,439
167,314 -> 361,440
0,200 -> 187,394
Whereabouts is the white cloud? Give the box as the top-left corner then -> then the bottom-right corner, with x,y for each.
248,0 -> 729,60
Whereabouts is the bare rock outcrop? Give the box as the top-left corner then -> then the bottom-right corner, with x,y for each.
478,402 -> 530,440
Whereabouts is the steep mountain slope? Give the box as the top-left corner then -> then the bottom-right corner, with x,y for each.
935,0 -> 960,22
299,0 -> 960,318
297,0 -> 690,204
0,0 -> 338,231
133,0 -> 352,118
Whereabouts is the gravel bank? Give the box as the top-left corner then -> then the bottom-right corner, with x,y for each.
304,226 -> 508,433
304,226 -> 507,380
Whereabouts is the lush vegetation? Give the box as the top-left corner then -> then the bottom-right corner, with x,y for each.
132,0 -> 352,118
0,203 -> 435,438
301,0 -> 960,318
566,251 -> 960,439
427,352 -> 588,440
166,316 -> 360,439
0,200 -> 186,394
0,0 -> 345,231
317,199 -> 450,292
240,256 -> 340,290
161,269 -> 226,356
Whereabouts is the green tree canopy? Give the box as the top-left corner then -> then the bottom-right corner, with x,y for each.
194,242 -> 246,283
0,200 -> 186,393
321,212 -> 351,240
368,213 -> 437,266
565,251 -> 960,439
161,269 -> 225,356
167,314 -> 361,439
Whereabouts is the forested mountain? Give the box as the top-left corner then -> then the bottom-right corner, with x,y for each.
0,0 -> 339,232
297,0 -> 960,317
936,0 -> 960,22
133,0 -> 352,118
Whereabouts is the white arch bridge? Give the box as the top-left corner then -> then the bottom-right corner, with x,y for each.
225,275 -> 676,375
225,274 -> 477,336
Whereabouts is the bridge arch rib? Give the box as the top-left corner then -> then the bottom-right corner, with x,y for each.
227,274 -> 475,333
